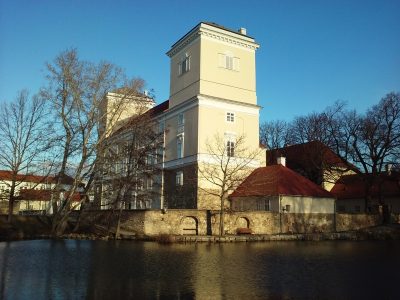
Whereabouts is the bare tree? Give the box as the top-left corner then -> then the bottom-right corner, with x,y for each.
198,134 -> 261,236
339,92 -> 400,210
263,101 -> 353,187
259,120 -> 289,149
42,49 -> 149,236
95,107 -> 163,237
0,90 -> 54,221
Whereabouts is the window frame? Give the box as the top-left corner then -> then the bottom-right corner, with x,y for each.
219,52 -> 240,71
177,135 -> 184,159
176,171 -> 183,186
227,140 -> 235,157
226,112 -> 235,123
178,53 -> 191,76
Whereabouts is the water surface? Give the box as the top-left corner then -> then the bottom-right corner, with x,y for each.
1,240 -> 399,299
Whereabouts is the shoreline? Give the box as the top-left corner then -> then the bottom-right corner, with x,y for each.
2,225 -> 400,243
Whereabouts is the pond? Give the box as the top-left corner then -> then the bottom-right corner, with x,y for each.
0,240 -> 399,299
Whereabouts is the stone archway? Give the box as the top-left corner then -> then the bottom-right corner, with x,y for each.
180,216 -> 198,235
236,216 -> 250,229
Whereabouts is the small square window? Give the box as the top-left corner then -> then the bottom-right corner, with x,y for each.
226,112 -> 235,122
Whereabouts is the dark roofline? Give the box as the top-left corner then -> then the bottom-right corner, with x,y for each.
170,22 -> 254,49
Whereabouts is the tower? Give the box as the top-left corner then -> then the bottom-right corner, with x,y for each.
161,22 -> 263,209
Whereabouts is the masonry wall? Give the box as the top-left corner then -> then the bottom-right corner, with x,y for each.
76,209 -> 382,236
335,213 -> 382,232
164,164 -> 198,209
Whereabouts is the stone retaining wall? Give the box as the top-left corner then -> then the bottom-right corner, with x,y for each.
76,210 -> 382,236
1,210 -> 384,239
335,213 -> 381,232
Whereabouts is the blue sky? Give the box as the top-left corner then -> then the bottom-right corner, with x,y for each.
0,0 -> 399,122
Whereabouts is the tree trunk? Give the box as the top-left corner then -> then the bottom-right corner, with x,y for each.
7,196 -> 14,222
219,196 -> 224,236
7,184 -> 16,222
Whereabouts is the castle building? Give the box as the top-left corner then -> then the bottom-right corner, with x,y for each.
97,22 -> 265,210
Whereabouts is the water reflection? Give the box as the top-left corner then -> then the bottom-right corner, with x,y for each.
1,240 -> 399,299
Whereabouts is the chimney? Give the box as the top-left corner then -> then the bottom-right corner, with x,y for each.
277,156 -> 286,167
238,27 -> 247,35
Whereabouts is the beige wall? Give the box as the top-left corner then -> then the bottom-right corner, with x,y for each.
162,105 -> 199,162
231,195 -> 335,214
281,196 -> 335,214
197,102 -> 260,154
101,93 -> 154,137
322,169 -> 356,192
169,38 -> 201,107
168,23 -> 259,108
199,37 -> 257,104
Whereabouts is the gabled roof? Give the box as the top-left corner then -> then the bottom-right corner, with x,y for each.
331,173 -> 400,200
230,165 -> 333,198
266,141 -> 353,170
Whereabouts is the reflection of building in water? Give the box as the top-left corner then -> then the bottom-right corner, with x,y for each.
191,244 -> 269,298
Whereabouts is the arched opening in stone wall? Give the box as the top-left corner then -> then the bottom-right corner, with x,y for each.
236,216 -> 250,229
180,216 -> 198,235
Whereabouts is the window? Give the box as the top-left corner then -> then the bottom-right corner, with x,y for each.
159,121 -> 165,133
178,54 -> 190,75
177,136 -> 183,159
177,113 -> 185,134
354,205 -> 361,213
178,113 -> 184,126
227,140 -> 235,157
147,178 -> 153,190
219,52 -> 240,71
257,199 -> 270,211
226,112 -> 235,122
137,179 -> 144,191
337,205 -> 345,212
176,171 -> 183,186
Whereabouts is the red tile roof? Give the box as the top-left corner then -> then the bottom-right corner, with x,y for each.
266,141 -> 355,170
230,165 -> 333,198
331,174 -> 400,200
146,99 -> 169,117
0,170 -> 75,185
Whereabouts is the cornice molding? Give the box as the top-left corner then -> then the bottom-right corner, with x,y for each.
166,31 -> 200,57
199,29 -> 259,51
167,23 -> 259,58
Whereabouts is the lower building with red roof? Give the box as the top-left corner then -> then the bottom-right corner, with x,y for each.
331,173 -> 400,215
229,163 -> 335,213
